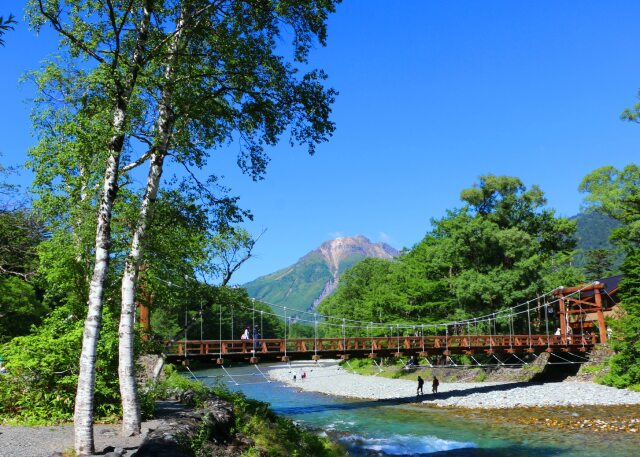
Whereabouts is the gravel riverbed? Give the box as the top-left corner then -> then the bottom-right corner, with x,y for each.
267,360 -> 640,409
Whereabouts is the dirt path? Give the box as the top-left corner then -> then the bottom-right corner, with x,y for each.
0,402 -> 186,457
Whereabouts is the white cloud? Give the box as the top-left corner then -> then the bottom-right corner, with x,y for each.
328,231 -> 345,239
377,231 -> 393,243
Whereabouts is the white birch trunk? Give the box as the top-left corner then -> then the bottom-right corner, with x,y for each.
118,9 -> 185,435
74,2 -> 153,453
73,118 -> 123,455
119,152 -> 165,435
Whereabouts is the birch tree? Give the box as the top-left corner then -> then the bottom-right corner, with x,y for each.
116,0 -> 338,434
27,0 -> 339,453
27,1 -> 157,454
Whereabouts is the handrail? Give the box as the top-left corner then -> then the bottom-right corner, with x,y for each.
165,334 -> 597,357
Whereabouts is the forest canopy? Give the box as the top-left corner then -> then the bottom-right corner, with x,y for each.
318,175 -> 581,332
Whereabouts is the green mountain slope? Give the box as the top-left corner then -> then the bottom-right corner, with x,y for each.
243,252 -> 331,314
243,235 -> 398,316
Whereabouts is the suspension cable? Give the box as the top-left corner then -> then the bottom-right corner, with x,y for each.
314,313 -> 318,358
227,283 -> 594,336
527,301 -> 532,350
544,297 -> 550,350
184,305 -> 188,360
156,266 -> 597,334
445,325 -> 449,353
252,299 -> 256,353
251,284 -> 593,329
508,313 -> 513,350
579,302 -> 585,349
489,315 -> 494,351
343,318 -> 347,353
284,307 -> 288,358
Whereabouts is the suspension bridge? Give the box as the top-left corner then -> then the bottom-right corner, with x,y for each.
163,277 -> 620,366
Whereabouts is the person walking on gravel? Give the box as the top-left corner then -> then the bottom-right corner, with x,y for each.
432,376 -> 439,394
417,376 -> 424,395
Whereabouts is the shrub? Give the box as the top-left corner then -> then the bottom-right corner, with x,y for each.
0,305 -> 121,424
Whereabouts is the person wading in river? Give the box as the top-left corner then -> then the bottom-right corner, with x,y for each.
417,376 -> 424,395
432,376 -> 439,394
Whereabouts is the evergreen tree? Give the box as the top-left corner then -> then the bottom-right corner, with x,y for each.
580,164 -> 640,388
583,249 -> 614,280
602,249 -> 640,387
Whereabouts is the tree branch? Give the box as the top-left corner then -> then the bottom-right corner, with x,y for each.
37,0 -> 106,64
170,153 -> 225,205
103,0 -> 121,71
220,228 -> 265,286
120,147 -> 155,173
141,0 -> 225,65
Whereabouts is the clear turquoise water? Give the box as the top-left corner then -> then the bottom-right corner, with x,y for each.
195,365 -> 640,456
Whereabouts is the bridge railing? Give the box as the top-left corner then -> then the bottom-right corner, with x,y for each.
165,333 -> 597,358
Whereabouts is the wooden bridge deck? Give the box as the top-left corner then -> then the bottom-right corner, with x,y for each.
165,334 -> 596,364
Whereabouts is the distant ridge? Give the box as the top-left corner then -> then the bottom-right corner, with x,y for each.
572,211 -> 623,270
243,235 -> 398,315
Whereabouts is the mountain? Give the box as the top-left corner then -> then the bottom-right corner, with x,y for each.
243,235 -> 399,315
572,211 -> 623,270
243,214 -> 620,318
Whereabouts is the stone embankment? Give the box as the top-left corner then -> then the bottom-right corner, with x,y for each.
268,360 -> 640,409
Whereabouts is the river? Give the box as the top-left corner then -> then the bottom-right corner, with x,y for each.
194,364 -> 640,456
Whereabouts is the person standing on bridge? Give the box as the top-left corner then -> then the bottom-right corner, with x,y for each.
241,327 -> 250,340
253,325 -> 260,352
417,376 -> 424,395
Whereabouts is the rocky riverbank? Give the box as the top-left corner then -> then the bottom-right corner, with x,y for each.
267,360 -> 640,409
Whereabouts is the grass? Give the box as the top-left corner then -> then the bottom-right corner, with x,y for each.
473,371 -> 488,382
581,363 -> 606,374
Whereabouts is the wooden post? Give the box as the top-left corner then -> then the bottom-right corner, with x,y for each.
594,286 -> 607,344
559,295 -> 567,342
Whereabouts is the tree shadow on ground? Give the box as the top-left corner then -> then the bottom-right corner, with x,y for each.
274,380 -> 543,415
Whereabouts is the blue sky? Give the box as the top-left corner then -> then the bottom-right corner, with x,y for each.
1,1 -> 639,284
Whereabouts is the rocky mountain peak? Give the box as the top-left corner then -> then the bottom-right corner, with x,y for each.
244,235 -> 399,315
317,235 -> 398,276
